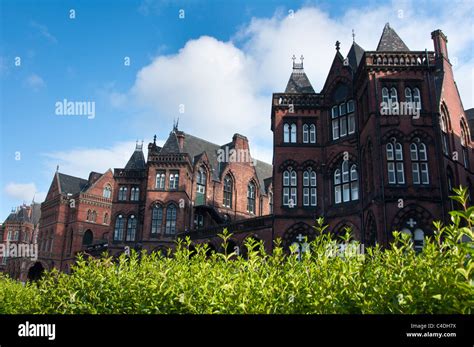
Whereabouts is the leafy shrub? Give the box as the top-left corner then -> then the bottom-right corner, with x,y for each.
1,187 -> 473,314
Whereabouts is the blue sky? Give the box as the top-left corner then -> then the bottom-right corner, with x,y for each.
1,0 -> 473,221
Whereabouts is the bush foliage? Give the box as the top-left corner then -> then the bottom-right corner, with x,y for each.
1,187 -> 473,314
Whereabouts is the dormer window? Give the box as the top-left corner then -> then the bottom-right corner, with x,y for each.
332,100 -> 355,140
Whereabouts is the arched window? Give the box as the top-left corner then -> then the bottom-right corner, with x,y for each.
82,230 -> 93,246
390,87 -> 399,113
334,160 -> 359,204
130,187 -> 140,201
151,205 -> 163,235
405,87 -> 422,113
386,141 -> 405,184
103,185 -> 112,199
283,168 -> 297,207
247,182 -> 256,214
413,88 -> 421,110
113,215 -> 125,241
440,111 -> 449,155
86,209 -> 91,221
118,186 -> 128,201
223,175 -> 233,208
103,213 -> 109,225
290,123 -> 297,143
303,124 -> 317,144
126,215 -> 137,241
413,228 -> 424,252
461,123 -> 470,169
283,123 -> 290,143
309,124 -> 316,143
303,124 -> 309,143
196,167 -> 207,205
169,171 -> 179,190
381,87 -> 390,112
410,140 -> 429,184
165,205 -> 177,235
155,171 -> 166,189
303,169 -> 317,206
91,210 -> 97,223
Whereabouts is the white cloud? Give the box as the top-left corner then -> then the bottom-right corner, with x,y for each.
4,182 -> 46,203
110,1 -> 474,158
30,21 -> 57,44
41,140 -> 165,179
26,73 -> 45,91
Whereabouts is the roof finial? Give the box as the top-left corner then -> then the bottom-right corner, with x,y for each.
172,118 -> 179,132
335,40 -> 341,51
153,134 -> 157,144
352,29 -> 355,42
300,54 -> 304,66
56,165 -> 59,173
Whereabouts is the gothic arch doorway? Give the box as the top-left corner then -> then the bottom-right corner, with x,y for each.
27,262 -> 44,281
82,229 -> 93,246
282,222 -> 315,255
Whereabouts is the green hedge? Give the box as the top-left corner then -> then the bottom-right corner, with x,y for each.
1,188 -> 473,314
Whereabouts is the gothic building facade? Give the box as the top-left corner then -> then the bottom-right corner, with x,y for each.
2,23 -> 473,280
270,24 -> 474,252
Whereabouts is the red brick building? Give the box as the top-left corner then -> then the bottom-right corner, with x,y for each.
0,203 -> 41,281
271,24 -> 474,252
3,23 -> 473,279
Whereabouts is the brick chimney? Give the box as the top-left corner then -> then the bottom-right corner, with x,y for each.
232,133 -> 249,151
431,29 -> 449,61
176,131 -> 185,150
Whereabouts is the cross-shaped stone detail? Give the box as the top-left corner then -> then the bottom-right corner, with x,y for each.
407,218 -> 417,228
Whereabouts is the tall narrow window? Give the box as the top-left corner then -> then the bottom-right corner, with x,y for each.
440,113 -> 449,156
332,106 -> 339,139
114,215 -> 125,241
169,171 -> 179,190
309,124 -> 316,143
283,168 -> 297,207
151,205 -> 163,235
447,168 -> 454,211
118,186 -> 128,201
130,187 -> 140,201
91,211 -> 97,222
86,209 -> 91,221
103,213 -> 109,225
382,87 -> 390,112
390,87 -> 399,113
303,169 -> 317,206
156,171 -> 166,189
196,168 -> 207,206
283,123 -> 290,143
290,123 -> 297,143
347,100 -> 355,134
413,88 -> 421,110
165,205 -> 177,235
386,141 -> 405,184
223,175 -> 233,208
126,215 -> 137,241
334,161 -> 358,204
303,124 -> 309,143
269,192 -> 273,214
247,182 -> 256,214
103,185 -> 112,199
461,126 -> 469,169
410,140 -> 429,184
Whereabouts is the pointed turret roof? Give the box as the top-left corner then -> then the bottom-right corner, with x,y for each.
285,55 -> 315,93
376,23 -> 409,52
124,142 -> 146,170
347,41 -> 365,71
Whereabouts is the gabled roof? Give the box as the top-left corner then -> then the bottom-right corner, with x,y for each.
347,41 -> 365,71
57,173 -> 88,195
376,23 -> 409,52
159,131 -> 273,193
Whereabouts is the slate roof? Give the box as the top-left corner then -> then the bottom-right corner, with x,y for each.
285,71 -> 315,93
376,23 -> 409,52
4,202 -> 41,225
57,173 -> 88,195
347,41 -> 365,71
124,148 -> 146,170
160,131 -> 273,194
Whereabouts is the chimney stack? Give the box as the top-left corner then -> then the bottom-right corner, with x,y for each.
431,29 -> 449,61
